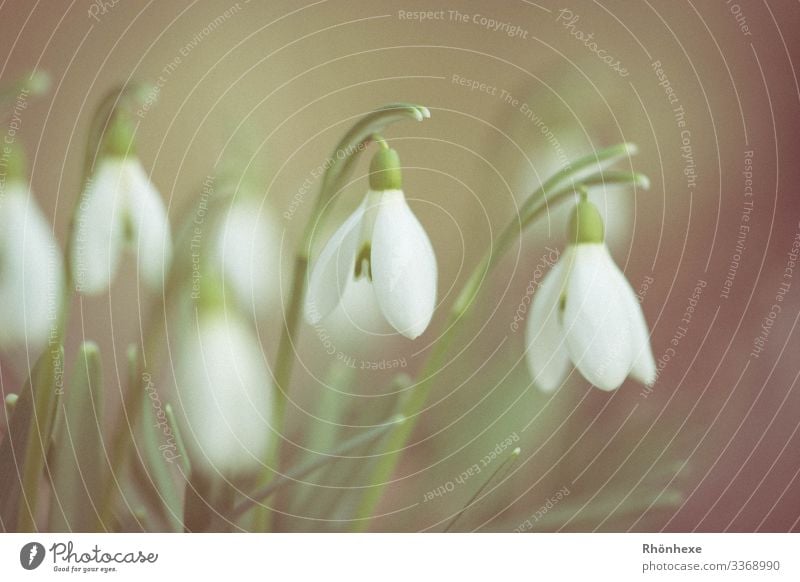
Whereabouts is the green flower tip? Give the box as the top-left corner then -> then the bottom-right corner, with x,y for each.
369,146 -> 402,191
415,106 -> 431,120
621,142 -> 639,157
4,393 -> 18,409
195,267 -> 228,314
103,113 -> 137,158
4,142 -> 27,182
26,71 -> 51,96
568,197 -> 605,244
79,340 -> 100,359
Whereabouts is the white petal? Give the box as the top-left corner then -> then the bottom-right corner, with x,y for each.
124,159 -> 172,290
328,275 -> 392,337
0,184 -> 64,349
524,248 -> 571,392
215,199 -> 281,312
562,244 -> 634,391
70,159 -> 126,295
371,190 -> 437,339
175,313 -> 274,477
612,260 -> 657,386
304,200 -> 366,324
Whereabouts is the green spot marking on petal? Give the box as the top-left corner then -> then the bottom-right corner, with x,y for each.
354,243 -> 372,281
558,292 -> 567,325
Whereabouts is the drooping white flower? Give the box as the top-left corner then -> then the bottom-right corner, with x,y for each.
525,197 -> 655,392
70,115 -> 171,295
304,147 -> 437,340
213,197 -> 281,313
174,310 -> 274,477
0,164 -> 64,349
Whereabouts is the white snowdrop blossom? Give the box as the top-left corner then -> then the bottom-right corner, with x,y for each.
70,116 -> 171,294
0,176 -> 64,349
304,147 -> 437,340
525,197 -> 656,392
175,311 -> 274,477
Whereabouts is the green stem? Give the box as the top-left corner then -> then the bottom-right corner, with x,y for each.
272,255 -> 308,423
443,447 -> 520,532
260,104 -> 431,530
270,103 -> 431,411
352,144 -> 647,529
16,345 -> 63,531
232,415 -> 405,521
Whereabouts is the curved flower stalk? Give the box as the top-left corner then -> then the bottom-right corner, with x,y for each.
213,196 -> 282,313
174,306 -> 275,477
0,144 -> 64,349
305,146 -> 437,340
525,195 -> 656,391
516,128 -> 634,248
70,113 -> 171,294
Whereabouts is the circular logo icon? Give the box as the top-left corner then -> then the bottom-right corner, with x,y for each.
19,542 -> 45,570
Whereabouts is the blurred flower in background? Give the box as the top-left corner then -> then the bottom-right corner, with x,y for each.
0,143 -> 63,350
70,114 -> 172,294
214,195 -> 282,315
174,307 -> 274,477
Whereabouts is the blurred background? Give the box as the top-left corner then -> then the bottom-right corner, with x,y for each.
1,0 -> 799,532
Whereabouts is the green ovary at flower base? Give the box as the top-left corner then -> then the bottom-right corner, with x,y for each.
304,145 -> 438,340
525,195 -> 656,392
69,112 -> 172,295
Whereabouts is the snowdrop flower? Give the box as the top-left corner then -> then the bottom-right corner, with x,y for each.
305,146 -> 437,339
525,196 -> 655,392
175,309 -> 274,476
0,145 -> 64,349
70,114 -> 171,294
213,197 -> 281,313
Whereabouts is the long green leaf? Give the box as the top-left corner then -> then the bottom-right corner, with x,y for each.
232,415 -> 405,521
0,378 -> 35,530
16,345 -> 63,532
443,447 -> 520,532
279,362 -> 357,525
49,342 -> 104,532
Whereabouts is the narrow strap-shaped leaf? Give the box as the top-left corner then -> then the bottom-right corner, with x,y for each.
443,447 -> 521,532
0,379 -> 35,530
15,346 -> 63,532
132,356 -> 183,531
231,415 -> 405,521
278,363 -> 356,526
102,345 -> 182,532
49,342 -> 105,532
